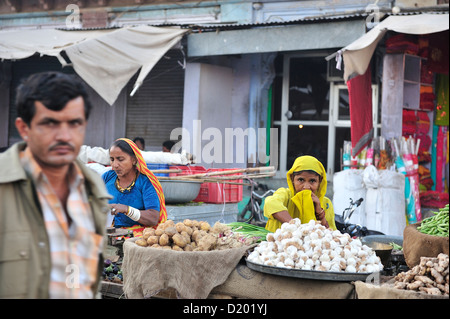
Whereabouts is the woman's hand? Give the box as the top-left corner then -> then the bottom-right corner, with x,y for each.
109,203 -> 129,215
310,192 -> 322,213
311,193 -> 329,228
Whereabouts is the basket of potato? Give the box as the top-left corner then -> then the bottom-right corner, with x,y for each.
134,219 -> 258,251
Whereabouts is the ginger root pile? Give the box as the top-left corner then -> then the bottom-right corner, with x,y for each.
134,219 -> 258,251
394,253 -> 449,296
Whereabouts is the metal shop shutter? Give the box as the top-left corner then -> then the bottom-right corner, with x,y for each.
126,49 -> 185,151
8,55 -> 73,145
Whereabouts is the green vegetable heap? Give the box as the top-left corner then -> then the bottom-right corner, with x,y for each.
227,222 -> 270,243
417,204 -> 449,237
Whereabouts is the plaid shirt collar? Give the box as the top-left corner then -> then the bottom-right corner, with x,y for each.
20,146 -> 84,190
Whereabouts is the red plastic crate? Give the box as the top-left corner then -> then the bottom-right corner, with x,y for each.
193,168 -> 243,204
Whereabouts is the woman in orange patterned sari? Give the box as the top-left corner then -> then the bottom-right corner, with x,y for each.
102,138 -> 167,237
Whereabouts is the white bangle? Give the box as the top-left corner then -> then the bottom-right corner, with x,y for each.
126,206 -> 141,222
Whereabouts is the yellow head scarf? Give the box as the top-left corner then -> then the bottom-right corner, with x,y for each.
286,155 -> 327,199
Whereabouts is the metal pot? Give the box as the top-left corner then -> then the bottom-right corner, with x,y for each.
160,180 -> 202,204
363,241 -> 393,268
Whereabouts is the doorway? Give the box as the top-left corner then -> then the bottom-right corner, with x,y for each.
272,53 -> 379,180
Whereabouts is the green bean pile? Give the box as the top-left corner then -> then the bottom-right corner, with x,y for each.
417,204 -> 449,237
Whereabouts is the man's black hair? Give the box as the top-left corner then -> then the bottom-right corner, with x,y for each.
15,71 -> 92,125
133,137 -> 145,148
162,140 -> 175,150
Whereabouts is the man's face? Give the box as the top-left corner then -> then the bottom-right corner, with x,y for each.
15,96 -> 87,169
134,140 -> 144,151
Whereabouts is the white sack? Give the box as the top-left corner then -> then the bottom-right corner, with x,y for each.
141,150 -> 191,165
332,169 -> 367,226
363,165 -> 406,237
78,145 -> 191,165
85,162 -> 111,176
78,145 -> 110,165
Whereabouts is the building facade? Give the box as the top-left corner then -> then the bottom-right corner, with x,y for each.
0,0 -> 448,182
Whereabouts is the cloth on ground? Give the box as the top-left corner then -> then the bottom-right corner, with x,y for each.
122,238 -> 251,299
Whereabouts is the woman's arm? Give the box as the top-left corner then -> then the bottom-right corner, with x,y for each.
311,192 -> 329,228
137,209 -> 159,226
109,203 -> 159,227
272,210 -> 293,224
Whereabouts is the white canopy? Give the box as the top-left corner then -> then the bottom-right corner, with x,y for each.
0,25 -> 189,105
326,13 -> 449,81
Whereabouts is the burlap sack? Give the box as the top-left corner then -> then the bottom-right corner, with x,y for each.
122,238 -> 252,299
212,262 -> 355,299
403,223 -> 449,268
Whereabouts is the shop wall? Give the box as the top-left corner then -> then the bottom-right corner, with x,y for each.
182,59 -> 252,168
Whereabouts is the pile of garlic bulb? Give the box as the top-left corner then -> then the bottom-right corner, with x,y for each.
247,219 -> 383,273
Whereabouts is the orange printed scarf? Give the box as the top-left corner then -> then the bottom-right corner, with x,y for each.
118,138 -> 167,225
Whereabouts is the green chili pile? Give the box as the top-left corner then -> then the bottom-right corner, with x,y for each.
417,204 -> 449,237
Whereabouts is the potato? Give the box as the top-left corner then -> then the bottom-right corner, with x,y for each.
159,233 -> 170,246
143,227 -> 154,234
164,226 -> 177,237
211,222 -> 230,234
184,244 -> 193,251
184,226 -> 193,236
143,227 -> 155,239
135,238 -> 148,247
172,245 -> 183,251
197,233 -> 217,251
180,231 -> 191,243
172,233 -> 187,248
161,245 -> 171,250
147,235 -> 160,246
143,232 -> 151,240
155,229 -> 164,236
191,230 -> 200,242
192,230 -> 207,244
191,220 -> 200,228
183,219 -> 194,227
164,219 -> 175,228
157,219 -> 174,231
151,244 -> 161,249
199,221 -> 211,232
175,222 -> 186,233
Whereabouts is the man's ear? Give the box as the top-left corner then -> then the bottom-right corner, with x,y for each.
15,117 -> 30,141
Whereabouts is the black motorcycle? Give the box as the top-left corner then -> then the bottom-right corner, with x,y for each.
335,197 -> 385,238
237,183 -> 274,227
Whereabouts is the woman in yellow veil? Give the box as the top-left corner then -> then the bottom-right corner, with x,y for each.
264,155 -> 336,232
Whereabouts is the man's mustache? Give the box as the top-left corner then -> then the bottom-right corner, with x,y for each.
49,142 -> 75,151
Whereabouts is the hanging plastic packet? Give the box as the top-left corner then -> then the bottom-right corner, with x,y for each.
393,138 -> 416,224
373,138 -> 380,168
378,137 -> 389,170
358,146 -> 367,168
366,139 -> 374,167
343,140 -> 351,170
